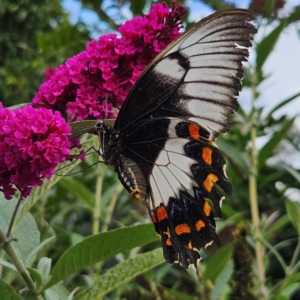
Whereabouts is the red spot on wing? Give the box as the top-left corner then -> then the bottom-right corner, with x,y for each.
166,238 -> 172,246
188,123 -> 200,140
157,204 -> 168,222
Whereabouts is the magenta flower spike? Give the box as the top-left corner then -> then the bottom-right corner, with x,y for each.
32,2 -> 187,122
0,104 -> 72,199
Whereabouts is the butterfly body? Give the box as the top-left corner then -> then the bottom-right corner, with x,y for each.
98,9 -> 257,270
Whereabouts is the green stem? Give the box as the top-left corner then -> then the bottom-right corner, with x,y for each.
250,72 -> 265,293
102,184 -> 123,232
289,237 -> 300,272
6,197 -> 22,238
0,227 -> 44,300
93,168 -> 103,276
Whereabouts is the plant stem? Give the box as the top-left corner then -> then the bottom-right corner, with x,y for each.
0,227 -> 44,300
289,237 -> 300,272
250,72 -> 265,294
6,197 -> 22,238
93,167 -> 103,276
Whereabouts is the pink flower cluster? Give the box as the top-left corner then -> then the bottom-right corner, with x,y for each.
32,2 -> 187,121
0,2 -> 188,200
0,104 -> 72,199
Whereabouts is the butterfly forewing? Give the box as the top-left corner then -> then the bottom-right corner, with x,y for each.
103,9 -> 256,270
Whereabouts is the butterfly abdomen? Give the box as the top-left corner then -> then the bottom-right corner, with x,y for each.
116,154 -> 148,201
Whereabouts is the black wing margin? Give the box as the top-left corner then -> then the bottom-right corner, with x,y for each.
114,9 -> 256,141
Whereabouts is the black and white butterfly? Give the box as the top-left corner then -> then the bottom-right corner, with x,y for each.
96,9 -> 256,270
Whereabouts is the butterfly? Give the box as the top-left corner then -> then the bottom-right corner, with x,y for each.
96,9 -> 256,270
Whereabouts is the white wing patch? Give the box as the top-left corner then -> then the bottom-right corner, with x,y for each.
154,57 -> 186,80
149,140 -> 197,208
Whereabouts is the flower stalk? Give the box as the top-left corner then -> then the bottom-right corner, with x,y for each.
250,71 -> 265,294
0,227 -> 44,300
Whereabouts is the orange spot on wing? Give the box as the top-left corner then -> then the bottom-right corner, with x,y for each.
188,242 -> 193,249
188,123 -> 200,140
202,147 -> 213,165
166,238 -> 172,246
195,219 -> 205,231
175,223 -> 191,235
203,201 -> 211,216
156,205 -> 168,222
203,173 -> 219,192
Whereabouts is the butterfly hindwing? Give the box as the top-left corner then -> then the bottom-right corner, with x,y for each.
101,9 -> 256,270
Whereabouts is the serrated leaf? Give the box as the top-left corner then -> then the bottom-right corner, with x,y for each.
15,136 -> 99,227
73,248 -> 164,299
258,118 -> 295,167
285,200 -> 300,235
204,243 -> 233,283
0,196 -> 40,263
43,223 -> 157,290
0,278 -> 24,300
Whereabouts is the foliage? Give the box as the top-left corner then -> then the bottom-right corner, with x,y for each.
0,0 -> 300,300
0,0 -> 90,107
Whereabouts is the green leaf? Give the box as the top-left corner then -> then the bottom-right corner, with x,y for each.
204,242 -> 233,283
130,0 -> 147,15
256,7 -> 300,72
44,283 -> 70,300
58,177 -> 95,211
269,92 -> 300,116
258,118 -> 295,168
0,196 -> 40,264
43,223 -> 157,290
0,278 -> 24,300
0,258 -> 17,272
69,120 -> 115,138
211,262 -> 232,300
73,248 -> 164,300
6,103 -> 29,110
161,287 -> 196,300
25,236 -> 56,266
37,257 -> 52,284
26,267 -> 43,291
15,136 -> 99,227
217,139 -> 248,171
281,164 -> 300,184
285,200 -> 300,235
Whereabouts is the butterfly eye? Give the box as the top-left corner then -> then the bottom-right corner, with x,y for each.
96,120 -> 104,128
